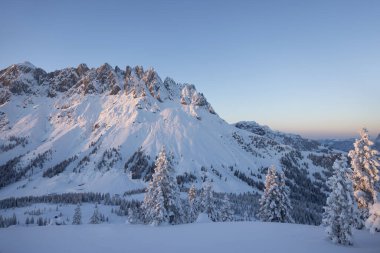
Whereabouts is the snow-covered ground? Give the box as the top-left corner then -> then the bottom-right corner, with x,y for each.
1,222 -> 379,253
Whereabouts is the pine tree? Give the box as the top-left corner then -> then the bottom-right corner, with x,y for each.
259,165 -> 283,222
188,184 -> 199,222
127,207 -> 139,224
141,147 -> 183,225
348,128 -> 379,223
37,217 -> 44,226
277,172 -> 294,223
11,213 -> 17,226
89,204 -> 101,224
243,210 -> 250,221
200,181 -> 218,221
72,204 -> 82,225
365,203 -> 380,233
220,194 -> 234,222
322,157 -> 355,246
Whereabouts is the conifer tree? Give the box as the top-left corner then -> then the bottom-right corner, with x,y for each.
243,211 -> 250,221
141,147 -> 183,225
322,157 -> 355,245
12,213 -> 17,226
200,180 -> 218,221
72,204 -> 82,225
220,194 -> 234,222
277,172 -> 294,223
89,204 -> 101,224
365,203 -> 380,233
348,128 -> 379,222
258,166 -> 293,223
127,207 -> 139,224
37,217 -> 44,226
188,184 -> 199,222
259,166 -> 282,222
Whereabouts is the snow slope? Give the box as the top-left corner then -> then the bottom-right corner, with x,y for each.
1,222 -> 379,253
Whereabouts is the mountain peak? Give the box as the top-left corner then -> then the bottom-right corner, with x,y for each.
0,62 -> 216,114
76,63 -> 89,75
17,61 -> 36,69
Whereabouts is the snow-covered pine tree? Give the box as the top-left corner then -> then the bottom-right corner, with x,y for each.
100,213 -> 106,223
37,217 -> 44,226
188,184 -> 199,222
127,207 -> 139,224
141,147 -> 183,225
243,210 -> 250,221
200,180 -> 218,221
259,165 -> 282,222
277,171 -> 294,223
322,157 -> 355,245
365,202 -> 380,233
348,128 -> 379,223
220,194 -> 234,222
72,204 -> 82,225
89,204 -> 101,224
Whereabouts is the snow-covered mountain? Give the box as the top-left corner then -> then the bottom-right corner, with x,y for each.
0,62 -> 343,223
318,138 -> 355,153
319,134 -> 380,153
234,121 -> 322,151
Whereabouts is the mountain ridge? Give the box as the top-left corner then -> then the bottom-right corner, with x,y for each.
0,61 -> 213,114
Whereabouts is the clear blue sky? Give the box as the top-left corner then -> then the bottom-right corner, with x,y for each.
1,0 -> 379,139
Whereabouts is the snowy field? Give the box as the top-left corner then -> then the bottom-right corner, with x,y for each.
1,222 -> 379,253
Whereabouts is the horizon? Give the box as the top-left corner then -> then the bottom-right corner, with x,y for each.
1,0 -> 379,139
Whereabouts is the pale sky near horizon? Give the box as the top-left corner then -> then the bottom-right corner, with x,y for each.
1,0 -> 379,139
